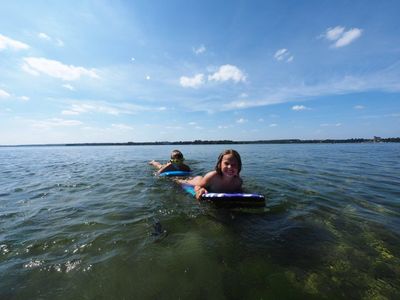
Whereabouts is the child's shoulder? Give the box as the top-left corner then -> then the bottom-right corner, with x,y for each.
204,170 -> 218,179
181,164 -> 191,171
205,170 -> 217,175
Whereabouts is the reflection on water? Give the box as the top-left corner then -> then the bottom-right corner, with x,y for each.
0,144 -> 399,299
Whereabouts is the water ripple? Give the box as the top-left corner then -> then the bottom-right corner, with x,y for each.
0,144 -> 399,299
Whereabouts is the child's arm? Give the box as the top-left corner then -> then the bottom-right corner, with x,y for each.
193,171 -> 215,200
157,162 -> 173,174
148,160 -> 163,169
194,185 -> 207,200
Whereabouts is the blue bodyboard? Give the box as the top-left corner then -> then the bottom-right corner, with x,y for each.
159,170 -> 192,177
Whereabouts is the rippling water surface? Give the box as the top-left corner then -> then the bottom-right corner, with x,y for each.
1,144 -> 399,299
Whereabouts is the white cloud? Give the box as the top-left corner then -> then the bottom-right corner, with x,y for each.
61,101 -> 165,116
38,32 -> 51,40
193,45 -> 206,55
236,118 -> 247,124
320,123 -> 342,127
0,88 -> 11,99
146,75 -> 151,80
62,103 -> 119,116
354,105 -> 364,110
62,84 -> 75,91
180,73 -> 205,88
179,64 -> 245,89
188,122 -> 197,125
0,34 -> 29,51
32,118 -> 82,128
22,57 -> 99,81
19,96 -> 30,101
335,28 -> 362,48
292,105 -> 310,111
274,49 -> 287,60
22,63 -> 40,76
38,33 -> 64,47
325,26 -> 345,41
221,64 -> 400,112
61,110 -> 80,115
208,64 -> 246,83
111,123 -> 134,130
223,97 -> 281,110
269,123 -> 278,127
274,48 -> 294,63
322,26 -> 363,48
226,101 -> 249,108
62,103 -> 93,115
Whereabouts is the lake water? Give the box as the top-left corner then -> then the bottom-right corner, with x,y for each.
1,144 -> 399,299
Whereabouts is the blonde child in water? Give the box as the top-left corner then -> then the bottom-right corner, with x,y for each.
180,149 -> 243,200
149,149 -> 191,175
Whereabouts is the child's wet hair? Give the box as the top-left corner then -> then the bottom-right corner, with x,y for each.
171,150 -> 184,160
215,149 -> 242,175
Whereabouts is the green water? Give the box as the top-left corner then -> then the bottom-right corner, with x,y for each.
1,144 -> 399,299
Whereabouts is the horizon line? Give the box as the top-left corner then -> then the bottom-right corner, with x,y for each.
1,137 -> 399,147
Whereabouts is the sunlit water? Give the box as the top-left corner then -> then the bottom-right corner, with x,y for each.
1,144 -> 399,299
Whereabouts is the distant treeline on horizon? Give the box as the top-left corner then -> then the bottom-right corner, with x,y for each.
3,137 -> 400,147
66,137 -> 400,146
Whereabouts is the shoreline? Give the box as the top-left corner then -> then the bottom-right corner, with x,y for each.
1,137 -> 399,147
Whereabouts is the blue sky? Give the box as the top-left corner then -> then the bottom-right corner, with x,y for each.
1,0 -> 399,144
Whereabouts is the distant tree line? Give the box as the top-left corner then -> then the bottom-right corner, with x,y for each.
3,137 -> 399,147
61,137 -> 400,146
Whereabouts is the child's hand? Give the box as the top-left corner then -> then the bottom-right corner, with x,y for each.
195,187 -> 207,200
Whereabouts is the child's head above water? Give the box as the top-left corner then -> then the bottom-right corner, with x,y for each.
170,149 -> 185,164
215,149 -> 242,176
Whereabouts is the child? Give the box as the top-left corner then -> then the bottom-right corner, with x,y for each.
180,149 -> 243,200
149,149 -> 191,174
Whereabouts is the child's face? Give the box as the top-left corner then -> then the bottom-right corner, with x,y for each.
220,154 -> 239,177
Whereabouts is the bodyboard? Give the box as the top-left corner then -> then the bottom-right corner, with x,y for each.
181,184 -> 265,208
159,170 -> 192,177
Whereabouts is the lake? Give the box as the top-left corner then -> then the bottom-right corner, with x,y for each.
1,143 -> 399,299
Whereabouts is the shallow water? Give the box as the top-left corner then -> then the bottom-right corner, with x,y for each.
1,144 -> 399,299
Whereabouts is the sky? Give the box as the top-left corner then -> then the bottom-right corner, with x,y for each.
0,0 -> 399,145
